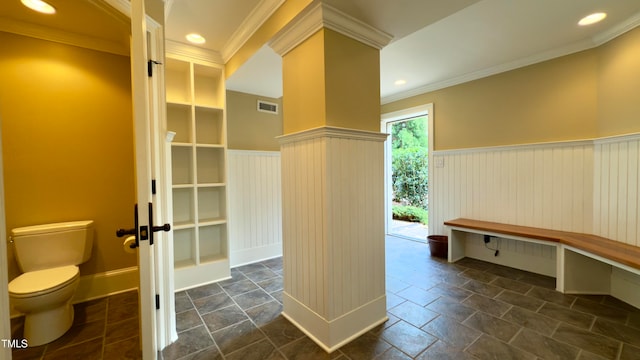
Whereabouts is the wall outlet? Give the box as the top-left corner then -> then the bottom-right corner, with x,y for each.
434,156 -> 445,168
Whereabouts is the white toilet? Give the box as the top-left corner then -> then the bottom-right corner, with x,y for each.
8,220 -> 94,346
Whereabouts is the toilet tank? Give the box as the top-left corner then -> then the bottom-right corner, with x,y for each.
11,220 -> 94,272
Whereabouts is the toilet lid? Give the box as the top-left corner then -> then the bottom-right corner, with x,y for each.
8,265 -> 79,295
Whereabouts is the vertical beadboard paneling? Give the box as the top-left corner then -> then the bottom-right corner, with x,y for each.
628,141 -> 639,246
433,142 -> 593,238
227,150 -> 282,267
594,136 -> 640,246
280,128 -> 386,324
435,134 -> 640,250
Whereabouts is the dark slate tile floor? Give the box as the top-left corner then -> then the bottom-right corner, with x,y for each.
163,236 -> 640,360
11,290 -> 141,360
11,236 -> 640,359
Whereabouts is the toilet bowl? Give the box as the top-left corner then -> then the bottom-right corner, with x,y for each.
8,220 -> 93,346
9,265 -> 80,346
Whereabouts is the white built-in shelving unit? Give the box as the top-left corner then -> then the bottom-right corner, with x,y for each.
165,53 -> 230,290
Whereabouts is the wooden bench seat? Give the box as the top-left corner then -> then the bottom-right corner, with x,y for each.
444,218 -> 640,270
444,218 -> 640,306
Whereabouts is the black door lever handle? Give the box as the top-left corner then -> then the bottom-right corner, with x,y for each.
152,224 -> 171,232
116,228 -> 137,238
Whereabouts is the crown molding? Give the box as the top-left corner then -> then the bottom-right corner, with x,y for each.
165,40 -> 224,65
382,13 -> 640,106
381,38 -> 597,105
222,0 -> 285,63
0,17 -> 129,56
103,0 -> 131,17
269,1 -> 393,56
592,11 -> 640,46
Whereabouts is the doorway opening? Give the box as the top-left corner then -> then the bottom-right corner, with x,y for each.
382,104 -> 433,242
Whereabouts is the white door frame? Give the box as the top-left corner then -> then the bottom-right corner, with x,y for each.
0,2 -> 174,357
0,116 -> 12,359
381,103 -> 434,237
106,0 -> 176,354
146,15 -> 179,350
130,0 -> 158,357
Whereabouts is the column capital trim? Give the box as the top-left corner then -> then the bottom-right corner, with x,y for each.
277,126 -> 388,144
269,1 -> 393,56
166,40 -> 224,65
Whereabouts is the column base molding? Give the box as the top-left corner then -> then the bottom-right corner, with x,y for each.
282,291 -> 388,353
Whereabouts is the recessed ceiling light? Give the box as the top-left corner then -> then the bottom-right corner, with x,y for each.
394,79 -> 407,86
21,0 -> 56,14
578,12 -> 607,26
186,33 -> 206,44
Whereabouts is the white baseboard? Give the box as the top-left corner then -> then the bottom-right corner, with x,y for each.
611,268 -> 640,309
11,266 -> 139,318
282,291 -> 388,352
230,243 -> 282,268
73,266 -> 139,303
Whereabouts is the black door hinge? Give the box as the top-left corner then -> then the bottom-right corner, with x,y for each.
155,294 -> 160,310
151,179 -> 156,195
148,60 -> 162,77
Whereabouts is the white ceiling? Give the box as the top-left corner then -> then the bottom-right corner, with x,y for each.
214,0 -> 640,103
2,0 -> 639,104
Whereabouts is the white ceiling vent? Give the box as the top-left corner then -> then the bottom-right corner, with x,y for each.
257,100 -> 279,115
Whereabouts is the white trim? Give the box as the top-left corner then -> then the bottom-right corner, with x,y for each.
381,17 -> 640,105
73,267 -> 139,303
381,104 -> 433,237
593,132 -> 640,145
592,11 -> 640,45
432,132 -> 640,155
277,126 -> 388,144
611,268 -> 640,309
165,40 -> 224,65
0,17 -> 129,56
147,19 -> 179,349
230,244 -> 282,268
269,1 -> 392,56
222,0 -> 285,62
104,0 -> 132,17
174,260 -> 231,292
0,115 -> 11,359
228,149 -> 281,157
281,292 -> 388,353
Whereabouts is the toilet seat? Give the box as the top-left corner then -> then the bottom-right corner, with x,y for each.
9,265 -> 79,298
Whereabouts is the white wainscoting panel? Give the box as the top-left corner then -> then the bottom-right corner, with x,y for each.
227,150 -> 283,267
432,142 -> 594,235
434,133 -> 640,264
593,136 -> 640,246
432,141 -> 594,263
278,127 -> 387,351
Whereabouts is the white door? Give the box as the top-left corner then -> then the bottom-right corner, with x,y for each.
130,0 -> 160,357
110,0 -> 176,355
0,116 -> 11,360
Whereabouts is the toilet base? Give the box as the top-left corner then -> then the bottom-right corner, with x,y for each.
23,302 -> 75,347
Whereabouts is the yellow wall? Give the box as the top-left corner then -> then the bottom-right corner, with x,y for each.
324,29 -> 381,132
227,90 -> 283,151
282,30 -> 326,134
282,29 -> 381,134
0,32 -> 136,280
382,26 -> 640,150
597,27 -> 640,137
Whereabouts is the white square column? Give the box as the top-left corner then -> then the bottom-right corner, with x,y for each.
278,127 -> 388,352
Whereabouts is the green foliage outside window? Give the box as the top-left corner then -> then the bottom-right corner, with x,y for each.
391,116 -> 429,223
